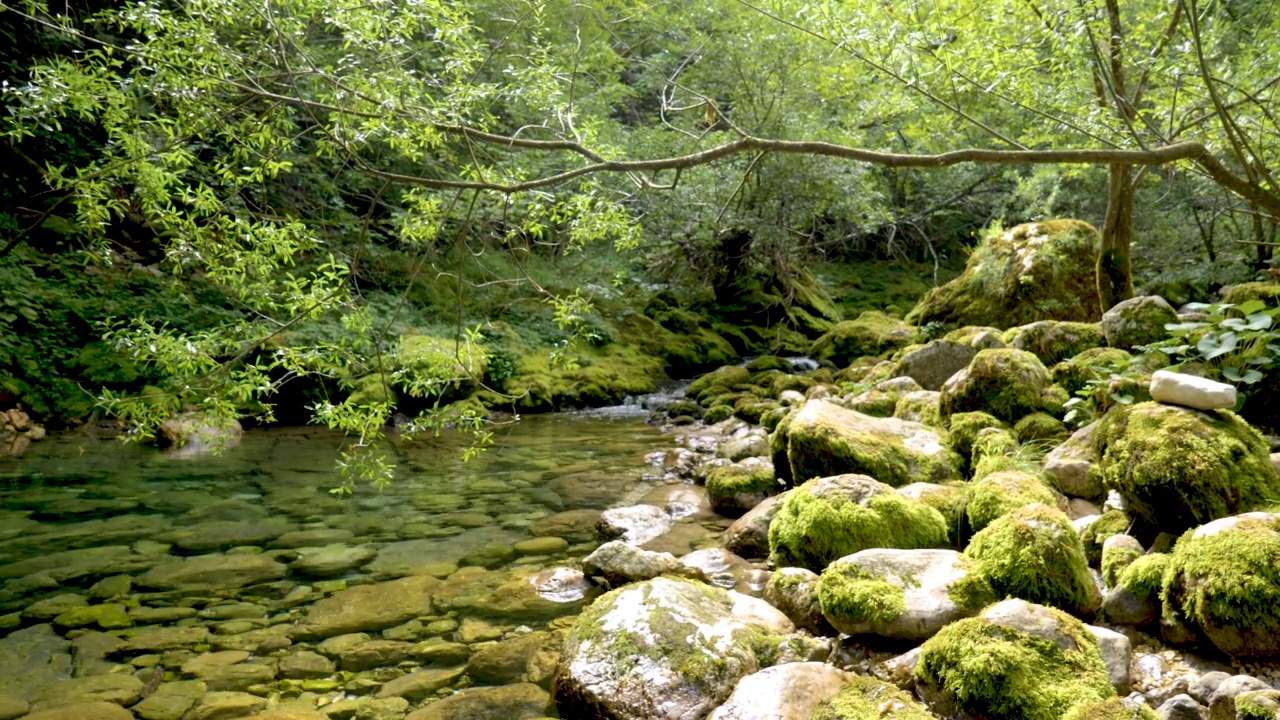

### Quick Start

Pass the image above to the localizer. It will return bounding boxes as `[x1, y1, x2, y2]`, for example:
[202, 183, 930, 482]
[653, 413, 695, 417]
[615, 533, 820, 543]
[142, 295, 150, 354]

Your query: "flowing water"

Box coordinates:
[0, 412, 711, 717]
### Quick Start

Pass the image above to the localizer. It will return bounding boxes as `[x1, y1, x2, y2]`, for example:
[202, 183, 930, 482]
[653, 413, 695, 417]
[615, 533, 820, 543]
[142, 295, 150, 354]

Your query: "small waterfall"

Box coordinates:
[785, 357, 820, 372]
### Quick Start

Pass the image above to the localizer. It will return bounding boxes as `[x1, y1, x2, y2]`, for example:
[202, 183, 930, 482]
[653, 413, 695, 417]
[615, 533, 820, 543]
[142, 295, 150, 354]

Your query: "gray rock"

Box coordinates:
[595, 504, 672, 546]
[1207, 675, 1273, 720]
[722, 493, 784, 560]
[1190, 671, 1233, 704]
[1102, 295, 1179, 350]
[680, 548, 752, 592]
[118, 626, 211, 653]
[895, 342, 977, 392]
[377, 666, 467, 702]
[404, 682, 549, 720]
[581, 541, 692, 587]
[552, 576, 793, 720]
[1085, 624, 1132, 693]
[19, 701, 136, 720]
[1101, 586, 1159, 627]
[819, 549, 989, 641]
[707, 662, 851, 720]
[184, 691, 266, 720]
[28, 673, 144, 711]
[277, 651, 334, 679]
[1155, 694, 1203, 720]
[269, 528, 356, 548]
[718, 433, 769, 462]
[465, 630, 560, 686]
[1044, 422, 1103, 499]
[763, 568, 832, 636]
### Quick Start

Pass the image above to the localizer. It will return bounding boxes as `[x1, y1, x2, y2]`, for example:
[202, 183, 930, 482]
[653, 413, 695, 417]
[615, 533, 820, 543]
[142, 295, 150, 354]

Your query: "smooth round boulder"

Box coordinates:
[1101, 295, 1178, 350]
[552, 576, 793, 720]
[893, 341, 976, 392]
[706, 662, 851, 720]
[939, 348, 1054, 423]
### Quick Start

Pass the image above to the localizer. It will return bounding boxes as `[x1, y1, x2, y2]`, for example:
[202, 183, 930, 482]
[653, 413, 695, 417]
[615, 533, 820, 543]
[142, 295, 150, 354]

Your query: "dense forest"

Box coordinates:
[2, 0, 1279, 482]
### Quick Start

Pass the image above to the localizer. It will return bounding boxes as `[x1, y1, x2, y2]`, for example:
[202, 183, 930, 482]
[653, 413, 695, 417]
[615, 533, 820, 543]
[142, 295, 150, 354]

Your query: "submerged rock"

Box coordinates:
[291, 575, 437, 640]
[134, 553, 287, 592]
[552, 576, 793, 719]
[405, 683, 550, 720]
[596, 505, 672, 546]
[722, 493, 785, 560]
[581, 541, 694, 587]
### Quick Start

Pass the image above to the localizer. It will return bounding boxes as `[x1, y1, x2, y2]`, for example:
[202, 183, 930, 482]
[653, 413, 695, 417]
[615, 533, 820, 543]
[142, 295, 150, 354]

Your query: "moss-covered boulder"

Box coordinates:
[1007, 321, 1106, 366]
[1044, 422, 1105, 499]
[706, 458, 779, 518]
[899, 482, 968, 546]
[965, 504, 1101, 618]
[907, 220, 1103, 328]
[946, 411, 1005, 470]
[1220, 281, 1280, 305]
[969, 427, 1022, 479]
[817, 548, 995, 641]
[1100, 534, 1143, 588]
[916, 598, 1115, 720]
[1050, 347, 1132, 395]
[1062, 697, 1158, 720]
[846, 388, 898, 417]
[763, 567, 833, 636]
[551, 576, 793, 719]
[1161, 512, 1280, 658]
[811, 675, 936, 720]
[810, 312, 918, 366]
[688, 366, 752, 405]
[1013, 412, 1068, 444]
[966, 470, 1061, 534]
[1094, 402, 1280, 533]
[1078, 510, 1132, 566]
[780, 399, 960, 487]
[1100, 295, 1178, 351]
[892, 390, 942, 427]
[939, 348, 1054, 423]
[1101, 552, 1167, 627]
[768, 474, 949, 572]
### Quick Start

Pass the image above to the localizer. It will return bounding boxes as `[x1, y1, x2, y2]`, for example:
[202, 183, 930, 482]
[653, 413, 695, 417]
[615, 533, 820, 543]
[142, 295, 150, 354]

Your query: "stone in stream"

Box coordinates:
[376, 666, 467, 703]
[1149, 369, 1237, 411]
[581, 541, 694, 587]
[184, 691, 266, 720]
[465, 630, 562, 686]
[268, 528, 355, 548]
[595, 504, 672, 545]
[27, 674, 144, 711]
[405, 683, 551, 720]
[0, 695, 27, 720]
[164, 519, 295, 554]
[134, 553, 288, 591]
[0, 624, 72, 701]
[277, 651, 334, 679]
[290, 574, 437, 640]
[526, 509, 602, 544]
[288, 544, 376, 576]
[18, 702, 136, 720]
[722, 493, 785, 560]
[707, 662, 851, 720]
[763, 568, 833, 636]
[115, 626, 211, 654]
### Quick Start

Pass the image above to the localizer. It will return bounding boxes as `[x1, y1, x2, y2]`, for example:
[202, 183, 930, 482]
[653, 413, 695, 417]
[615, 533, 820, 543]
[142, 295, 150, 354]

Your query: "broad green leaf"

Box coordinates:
[1197, 331, 1238, 360]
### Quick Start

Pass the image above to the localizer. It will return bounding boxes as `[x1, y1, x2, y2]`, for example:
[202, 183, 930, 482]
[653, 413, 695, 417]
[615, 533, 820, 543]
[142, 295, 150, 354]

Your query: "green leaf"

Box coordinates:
[1198, 331, 1238, 360]
[1223, 366, 1263, 384]
[1236, 299, 1267, 315]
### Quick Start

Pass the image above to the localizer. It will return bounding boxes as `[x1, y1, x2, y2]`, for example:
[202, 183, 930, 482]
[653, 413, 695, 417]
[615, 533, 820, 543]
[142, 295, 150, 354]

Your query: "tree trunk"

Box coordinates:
[1098, 163, 1135, 311]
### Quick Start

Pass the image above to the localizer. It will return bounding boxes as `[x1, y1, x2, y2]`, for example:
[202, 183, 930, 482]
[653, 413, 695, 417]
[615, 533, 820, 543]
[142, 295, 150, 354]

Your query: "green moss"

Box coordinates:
[769, 409, 797, 485]
[1014, 413, 1068, 444]
[768, 475, 950, 572]
[1062, 698, 1158, 720]
[918, 608, 1114, 720]
[744, 355, 793, 372]
[1161, 515, 1280, 652]
[810, 311, 919, 366]
[969, 428, 1022, 479]
[811, 675, 936, 720]
[1079, 510, 1132, 566]
[946, 559, 999, 610]
[1050, 348, 1132, 395]
[904, 483, 969, 547]
[687, 365, 751, 402]
[1234, 690, 1280, 720]
[734, 397, 779, 425]
[817, 563, 908, 627]
[848, 389, 898, 417]
[907, 220, 1103, 329]
[1008, 321, 1106, 366]
[947, 411, 1006, 463]
[966, 504, 1099, 616]
[1101, 542, 1142, 588]
[1095, 402, 1280, 532]
[345, 374, 399, 406]
[1220, 282, 1280, 305]
[784, 400, 961, 487]
[966, 470, 1059, 533]
[940, 348, 1052, 423]
[893, 391, 942, 427]
[1116, 553, 1168, 600]
[703, 405, 734, 425]
[706, 463, 778, 516]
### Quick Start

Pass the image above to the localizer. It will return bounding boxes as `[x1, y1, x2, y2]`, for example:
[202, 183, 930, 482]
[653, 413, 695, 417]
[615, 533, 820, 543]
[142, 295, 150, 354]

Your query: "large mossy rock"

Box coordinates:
[1094, 402, 1279, 533]
[939, 349, 1054, 423]
[810, 675, 936, 720]
[893, 341, 976, 392]
[551, 576, 793, 720]
[907, 220, 1103, 328]
[966, 470, 1061, 533]
[916, 599, 1116, 720]
[780, 399, 959, 487]
[965, 504, 1101, 618]
[810, 311, 918, 366]
[767, 474, 949, 572]
[1007, 321, 1105, 366]
[1100, 295, 1178, 350]
[1162, 513, 1280, 659]
[816, 548, 994, 641]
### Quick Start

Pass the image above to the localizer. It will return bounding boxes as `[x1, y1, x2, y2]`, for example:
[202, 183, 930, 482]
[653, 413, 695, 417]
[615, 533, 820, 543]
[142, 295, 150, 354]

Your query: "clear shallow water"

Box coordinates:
[0, 412, 693, 716]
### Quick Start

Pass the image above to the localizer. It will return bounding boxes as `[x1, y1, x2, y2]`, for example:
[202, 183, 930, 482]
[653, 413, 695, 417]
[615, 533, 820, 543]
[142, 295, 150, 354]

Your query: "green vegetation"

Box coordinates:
[917, 608, 1115, 720]
[811, 675, 936, 720]
[768, 475, 950, 572]
[816, 563, 908, 628]
[810, 311, 918, 366]
[965, 504, 1100, 617]
[1062, 698, 1159, 720]
[965, 470, 1059, 533]
[939, 349, 1053, 423]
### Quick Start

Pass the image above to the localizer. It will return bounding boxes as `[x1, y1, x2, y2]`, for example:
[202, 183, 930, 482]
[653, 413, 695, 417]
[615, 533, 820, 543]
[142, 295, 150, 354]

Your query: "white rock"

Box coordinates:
[1087, 624, 1133, 693]
[1149, 370, 1236, 411]
[708, 662, 851, 720]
